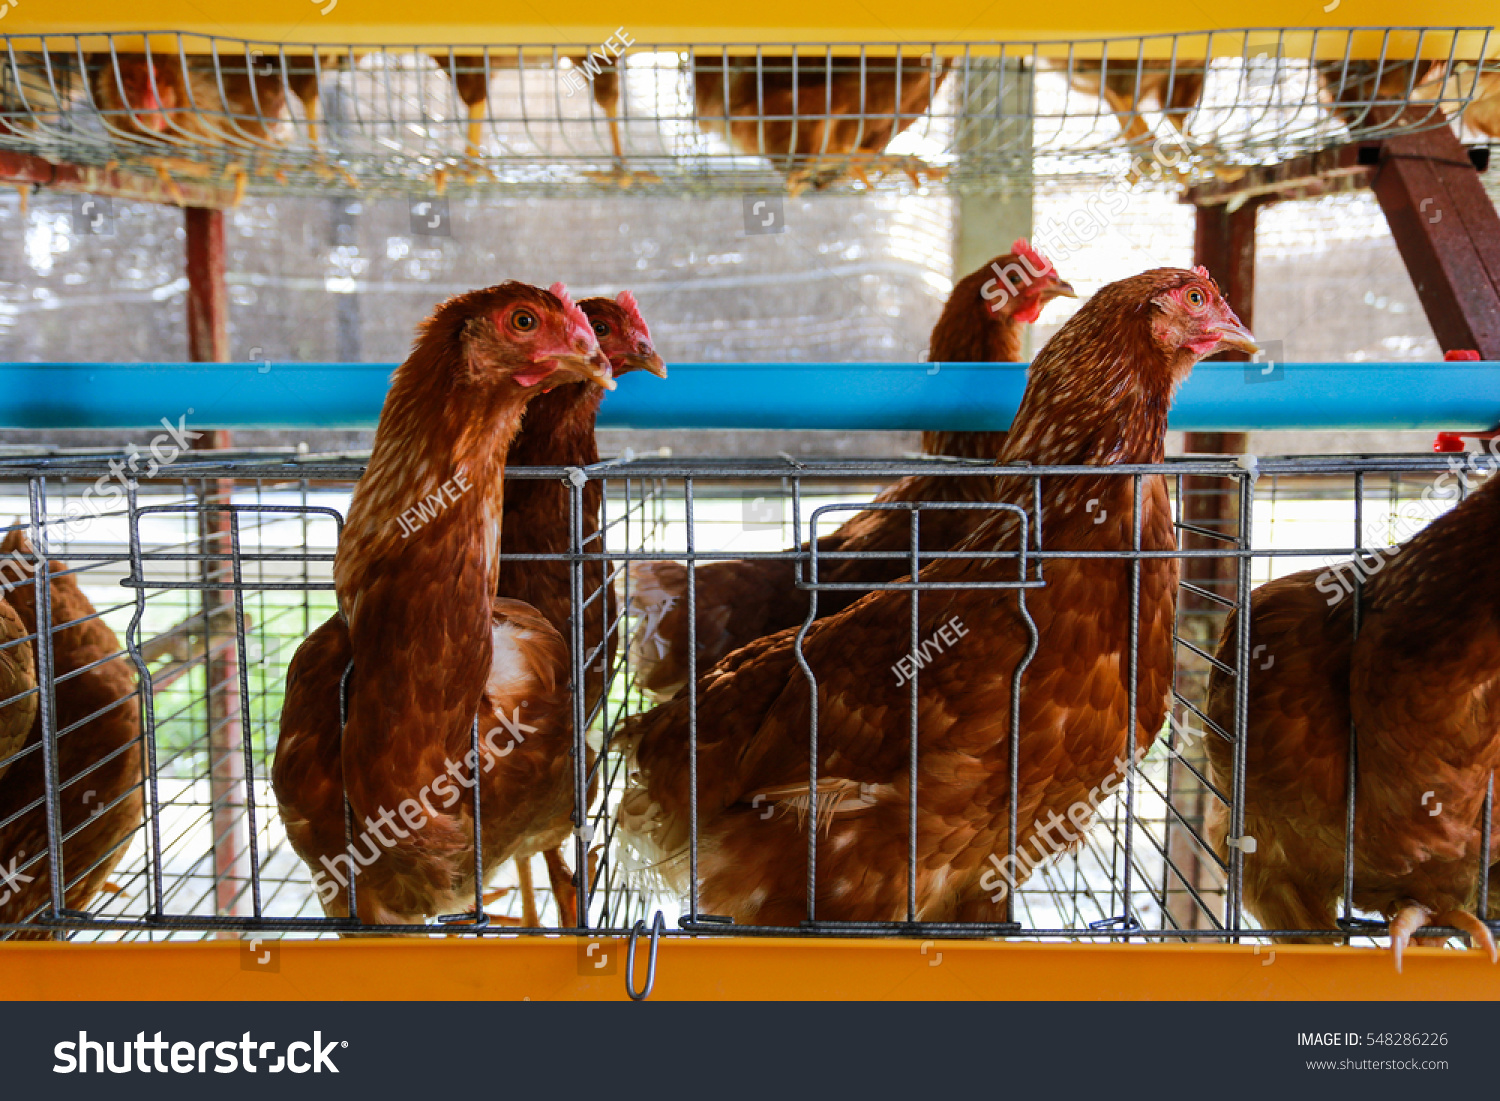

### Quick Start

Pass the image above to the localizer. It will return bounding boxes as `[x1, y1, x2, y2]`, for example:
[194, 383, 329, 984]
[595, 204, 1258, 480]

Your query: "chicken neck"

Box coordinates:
[334, 334, 531, 772]
[921, 294, 1027, 462]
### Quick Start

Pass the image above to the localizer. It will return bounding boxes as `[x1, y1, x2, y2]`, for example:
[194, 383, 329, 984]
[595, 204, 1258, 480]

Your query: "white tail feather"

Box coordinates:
[623, 560, 687, 697]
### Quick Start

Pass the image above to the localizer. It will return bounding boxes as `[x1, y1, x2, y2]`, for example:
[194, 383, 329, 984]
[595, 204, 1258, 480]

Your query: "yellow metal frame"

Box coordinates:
[0, 4, 1493, 53]
[2, 2, 1496, 1005]
[2, 940, 1498, 1000]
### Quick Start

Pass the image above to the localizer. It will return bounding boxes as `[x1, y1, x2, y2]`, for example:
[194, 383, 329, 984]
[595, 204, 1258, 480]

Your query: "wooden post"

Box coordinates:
[186, 208, 229, 363]
[185, 207, 249, 929]
[1167, 198, 1264, 931]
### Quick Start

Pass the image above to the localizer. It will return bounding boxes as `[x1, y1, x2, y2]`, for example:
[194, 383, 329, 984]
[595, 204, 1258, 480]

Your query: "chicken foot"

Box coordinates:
[516, 855, 540, 927]
[543, 847, 578, 927]
[578, 67, 661, 188]
[1389, 903, 1498, 973]
[849, 152, 947, 190]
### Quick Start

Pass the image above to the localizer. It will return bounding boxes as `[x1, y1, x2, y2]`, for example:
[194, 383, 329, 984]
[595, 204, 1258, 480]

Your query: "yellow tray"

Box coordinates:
[3, 939, 1497, 1001]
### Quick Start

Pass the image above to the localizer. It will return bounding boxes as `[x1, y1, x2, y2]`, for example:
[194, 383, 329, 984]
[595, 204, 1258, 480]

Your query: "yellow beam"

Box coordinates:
[0, 6, 1493, 53]
[2, 939, 1498, 1001]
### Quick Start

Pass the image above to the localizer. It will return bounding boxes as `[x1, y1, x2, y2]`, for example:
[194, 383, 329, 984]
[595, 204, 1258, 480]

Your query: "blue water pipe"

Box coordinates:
[0, 361, 1496, 432]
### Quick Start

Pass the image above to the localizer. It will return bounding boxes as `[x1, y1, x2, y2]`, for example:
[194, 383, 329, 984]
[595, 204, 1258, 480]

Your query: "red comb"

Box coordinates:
[615, 289, 651, 341]
[548, 281, 591, 336]
[1193, 265, 1213, 281]
[1012, 238, 1054, 276]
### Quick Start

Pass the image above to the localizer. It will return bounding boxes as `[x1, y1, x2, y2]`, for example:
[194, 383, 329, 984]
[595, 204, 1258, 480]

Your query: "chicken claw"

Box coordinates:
[865, 153, 947, 188]
[1390, 904, 1499, 973]
[583, 164, 662, 189]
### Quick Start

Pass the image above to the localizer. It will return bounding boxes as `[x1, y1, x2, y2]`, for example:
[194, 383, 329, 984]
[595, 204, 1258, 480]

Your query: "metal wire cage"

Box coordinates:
[1, 446, 1495, 950]
[0, 27, 1492, 198]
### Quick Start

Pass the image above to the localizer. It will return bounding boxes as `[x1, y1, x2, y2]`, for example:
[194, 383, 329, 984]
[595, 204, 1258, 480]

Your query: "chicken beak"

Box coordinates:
[1212, 318, 1260, 356]
[1041, 279, 1078, 301]
[619, 350, 668, 379]
[550, 352, 616, 391]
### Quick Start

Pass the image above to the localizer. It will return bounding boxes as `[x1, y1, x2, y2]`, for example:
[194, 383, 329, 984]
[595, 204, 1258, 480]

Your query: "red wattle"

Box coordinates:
[512, 367, 551, 388]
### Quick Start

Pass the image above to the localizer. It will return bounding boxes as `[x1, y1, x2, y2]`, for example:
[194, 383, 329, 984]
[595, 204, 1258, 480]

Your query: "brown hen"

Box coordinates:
[628, 243, 1073, 700]
[693, 53, 951, 193]
[436, 51, 645, 183]
[617, 268, 1255, 925]
[1057, 59, 1203, 155]
[1205, 467, 1500, 969]
[1316, 58, 1444, 129]
[273, 282, 614, 928]
[501, 292, 666, 716]
[90, 52, 292, 146]
[0, 530, 142, 940]
[1418, 63, 1500, 139]
[0, 593, 38, 789]
[496, 291, 664, 921]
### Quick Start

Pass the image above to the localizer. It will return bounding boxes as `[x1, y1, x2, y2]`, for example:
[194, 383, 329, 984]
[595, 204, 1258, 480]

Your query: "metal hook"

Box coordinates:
[625, 910, 666, 1001]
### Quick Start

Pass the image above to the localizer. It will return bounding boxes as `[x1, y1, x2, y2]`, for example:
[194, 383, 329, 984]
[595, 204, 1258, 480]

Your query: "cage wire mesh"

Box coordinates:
[0, 448, 1494, 947]
[0, 28, 1493, 199]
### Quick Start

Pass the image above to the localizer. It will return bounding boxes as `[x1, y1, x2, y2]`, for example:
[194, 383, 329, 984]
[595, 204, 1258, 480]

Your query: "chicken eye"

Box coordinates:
[1186, 288, 1206, 308]
[592, 320, 610, 338]
[512, 309, 537, 332]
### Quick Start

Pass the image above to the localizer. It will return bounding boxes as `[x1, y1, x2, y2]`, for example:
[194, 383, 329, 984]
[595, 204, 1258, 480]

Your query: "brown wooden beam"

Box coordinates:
[1184, 144, 1373, 209]
[1367, 125, 1500, 358]
[0, 150, 237, 210]
[184, 206, 248, 927]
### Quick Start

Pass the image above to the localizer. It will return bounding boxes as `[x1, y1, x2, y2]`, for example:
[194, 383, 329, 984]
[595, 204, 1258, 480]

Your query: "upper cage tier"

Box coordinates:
[0, 28, 1494, 200]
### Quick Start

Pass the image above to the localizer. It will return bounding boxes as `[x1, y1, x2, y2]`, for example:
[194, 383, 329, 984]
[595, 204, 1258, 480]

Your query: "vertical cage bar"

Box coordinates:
[226, 510, 264, 918]
[569, 471, 590, 930]
[684, 477, 699, 924]
[906, 506, 920, 924]
[1341, 471, 1365, 928]
[1226, 469, 1255, 930]
[25, 477, 65, 920]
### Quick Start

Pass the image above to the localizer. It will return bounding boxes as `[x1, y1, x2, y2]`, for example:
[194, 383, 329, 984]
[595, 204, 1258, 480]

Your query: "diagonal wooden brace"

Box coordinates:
[1368, 120, 1500, 358]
